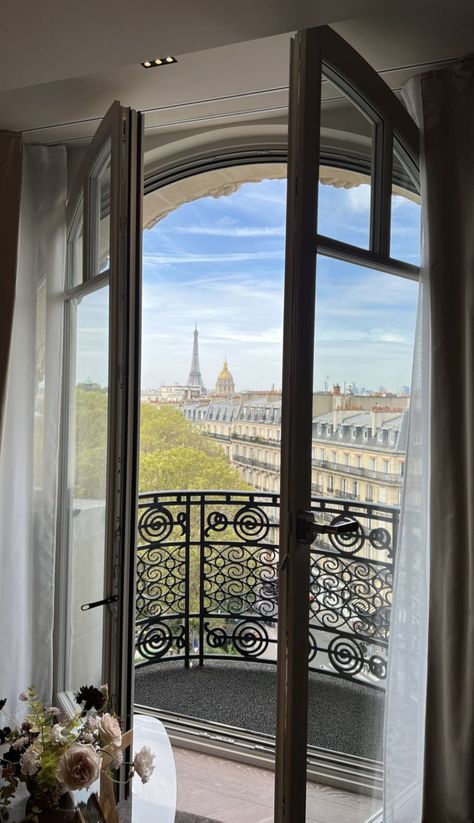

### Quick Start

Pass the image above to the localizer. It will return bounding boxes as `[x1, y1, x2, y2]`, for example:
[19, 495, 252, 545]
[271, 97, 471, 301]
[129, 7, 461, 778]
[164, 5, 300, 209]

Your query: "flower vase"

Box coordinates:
[24, 784, 76, 822]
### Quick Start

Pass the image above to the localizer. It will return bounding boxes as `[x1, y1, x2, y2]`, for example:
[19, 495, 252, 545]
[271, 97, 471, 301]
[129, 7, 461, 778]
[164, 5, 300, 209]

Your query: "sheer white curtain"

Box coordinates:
[385, 59, 474, 822]
[0, 146, 66, 719]
[383, 79, 431, 823]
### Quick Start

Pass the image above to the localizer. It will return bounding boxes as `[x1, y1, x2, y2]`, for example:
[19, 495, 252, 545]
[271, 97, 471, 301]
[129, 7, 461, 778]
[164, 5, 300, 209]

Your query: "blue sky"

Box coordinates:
[75, 175, 420, 392]
[140, 177, 420, 393]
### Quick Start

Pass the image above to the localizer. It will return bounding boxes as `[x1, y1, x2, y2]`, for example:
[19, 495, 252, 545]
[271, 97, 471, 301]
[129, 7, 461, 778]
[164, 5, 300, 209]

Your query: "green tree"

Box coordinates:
[75, 387, 108, 499]
[138, 405, 249, 493]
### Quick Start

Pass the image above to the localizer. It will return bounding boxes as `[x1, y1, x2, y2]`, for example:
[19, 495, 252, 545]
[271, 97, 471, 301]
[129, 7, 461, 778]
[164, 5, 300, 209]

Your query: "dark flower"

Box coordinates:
[75, 685, 106, 713]
[2, 747, 21, 778]
[0, 727, 11, 745]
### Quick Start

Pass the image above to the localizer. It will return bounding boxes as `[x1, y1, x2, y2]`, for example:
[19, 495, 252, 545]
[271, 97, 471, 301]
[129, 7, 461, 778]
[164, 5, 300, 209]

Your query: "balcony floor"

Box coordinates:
[135, 660, 384, 760]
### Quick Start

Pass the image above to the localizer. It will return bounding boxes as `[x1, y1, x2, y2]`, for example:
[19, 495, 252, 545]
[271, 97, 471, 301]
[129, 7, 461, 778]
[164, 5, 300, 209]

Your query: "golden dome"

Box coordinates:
[217, 359, 232, 381]
[215, 359, 235, 395]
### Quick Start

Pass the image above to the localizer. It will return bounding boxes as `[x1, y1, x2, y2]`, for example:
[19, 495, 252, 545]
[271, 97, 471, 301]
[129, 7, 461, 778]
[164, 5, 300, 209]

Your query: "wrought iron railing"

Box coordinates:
[135, 491, 398, 689]
[312, 457, 402, 484]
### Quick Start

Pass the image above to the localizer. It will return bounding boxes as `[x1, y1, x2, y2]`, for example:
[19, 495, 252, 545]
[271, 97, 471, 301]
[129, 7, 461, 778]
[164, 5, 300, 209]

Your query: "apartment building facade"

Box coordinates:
[182, 392, 409, 505]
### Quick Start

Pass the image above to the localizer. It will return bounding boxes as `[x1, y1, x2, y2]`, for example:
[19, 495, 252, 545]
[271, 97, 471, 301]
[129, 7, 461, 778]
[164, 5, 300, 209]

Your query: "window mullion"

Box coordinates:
[371, 119, 393, 257]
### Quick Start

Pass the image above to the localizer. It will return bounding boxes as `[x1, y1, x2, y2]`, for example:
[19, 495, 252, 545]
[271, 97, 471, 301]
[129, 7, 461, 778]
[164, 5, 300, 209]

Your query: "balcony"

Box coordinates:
[230, 433, 280, 447]
[134, 490, 398, 791]
[232, 454, 279, 473]
[312, 458, 402, 485]
[333, 487, 360, 501]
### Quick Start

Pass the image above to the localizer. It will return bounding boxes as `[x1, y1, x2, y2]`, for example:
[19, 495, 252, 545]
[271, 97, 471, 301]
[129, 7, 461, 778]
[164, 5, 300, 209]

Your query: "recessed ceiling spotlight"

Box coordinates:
[141, 56, 177, 69]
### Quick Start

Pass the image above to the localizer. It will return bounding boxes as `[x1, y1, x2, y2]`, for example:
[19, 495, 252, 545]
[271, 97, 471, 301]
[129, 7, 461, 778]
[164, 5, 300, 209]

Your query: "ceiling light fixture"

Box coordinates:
[141, 56, 177, 69]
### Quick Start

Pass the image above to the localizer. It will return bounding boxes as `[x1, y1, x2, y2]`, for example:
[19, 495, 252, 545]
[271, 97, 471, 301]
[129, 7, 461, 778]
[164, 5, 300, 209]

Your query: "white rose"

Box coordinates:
[56, 744, 101, 790]
[133, 746, 155, 784]
[97, 713, 122, 748]
[50, 725, 64, 745]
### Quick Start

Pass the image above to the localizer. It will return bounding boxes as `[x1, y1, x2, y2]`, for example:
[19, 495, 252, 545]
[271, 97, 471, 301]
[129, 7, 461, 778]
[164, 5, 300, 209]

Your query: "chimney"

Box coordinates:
[371, 409, 379, 437]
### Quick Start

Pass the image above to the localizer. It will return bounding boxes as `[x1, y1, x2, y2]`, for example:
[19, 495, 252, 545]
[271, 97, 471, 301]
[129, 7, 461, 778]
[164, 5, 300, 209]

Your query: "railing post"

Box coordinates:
[199, 492, 205, 667]
[184, 493, 191, 669]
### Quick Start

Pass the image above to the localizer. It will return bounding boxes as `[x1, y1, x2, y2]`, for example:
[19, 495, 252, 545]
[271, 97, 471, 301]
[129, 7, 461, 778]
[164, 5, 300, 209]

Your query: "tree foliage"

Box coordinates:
[74, 391, 250, 498]
[139, 406, 249, 493]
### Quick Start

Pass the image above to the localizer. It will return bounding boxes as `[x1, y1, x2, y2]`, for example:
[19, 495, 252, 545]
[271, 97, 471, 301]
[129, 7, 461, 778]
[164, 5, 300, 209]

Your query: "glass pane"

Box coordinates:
[306, 254, 418, 820]
[90, 144, 111, 275]
[64, 287, 109, 691]
[391, 143, 421, 265]
[319, 75, 373, 249]
[136, 162, 285, 820]
[67, 199, 84, 287]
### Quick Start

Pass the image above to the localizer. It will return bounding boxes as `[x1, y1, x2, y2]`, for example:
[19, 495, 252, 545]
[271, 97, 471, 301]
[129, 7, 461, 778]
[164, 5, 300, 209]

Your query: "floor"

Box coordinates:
[136, 660, 384, 760]
[173, 747, 381, 823]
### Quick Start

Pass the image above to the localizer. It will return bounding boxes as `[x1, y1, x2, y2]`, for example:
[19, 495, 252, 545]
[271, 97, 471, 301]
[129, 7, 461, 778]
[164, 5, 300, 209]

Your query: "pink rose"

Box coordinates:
[56, 744, 101, 790]
[97, 713, 122, 748]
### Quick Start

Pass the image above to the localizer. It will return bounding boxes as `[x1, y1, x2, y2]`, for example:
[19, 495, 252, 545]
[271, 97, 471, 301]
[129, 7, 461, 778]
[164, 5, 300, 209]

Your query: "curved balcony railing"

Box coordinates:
[135, 491, 398, 690]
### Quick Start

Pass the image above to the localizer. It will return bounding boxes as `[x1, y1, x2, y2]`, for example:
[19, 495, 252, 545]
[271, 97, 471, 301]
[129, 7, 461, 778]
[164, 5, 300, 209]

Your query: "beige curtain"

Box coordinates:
[0, 132, 23, 438]
[405, 59, 474, 823]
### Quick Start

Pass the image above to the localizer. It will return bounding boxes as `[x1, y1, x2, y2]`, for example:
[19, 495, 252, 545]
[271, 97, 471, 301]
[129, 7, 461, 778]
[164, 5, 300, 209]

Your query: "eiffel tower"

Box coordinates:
[186, 325, 206, 394]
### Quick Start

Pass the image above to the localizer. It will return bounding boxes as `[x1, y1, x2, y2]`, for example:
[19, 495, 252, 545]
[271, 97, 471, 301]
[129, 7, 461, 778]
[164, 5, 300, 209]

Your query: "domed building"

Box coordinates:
[214, 359, 235, 396]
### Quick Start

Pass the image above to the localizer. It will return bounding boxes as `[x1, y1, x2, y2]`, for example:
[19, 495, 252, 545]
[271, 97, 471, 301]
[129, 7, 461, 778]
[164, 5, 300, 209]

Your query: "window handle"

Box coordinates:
[296, 510, 357, 544]
[81, 595, 118, 611]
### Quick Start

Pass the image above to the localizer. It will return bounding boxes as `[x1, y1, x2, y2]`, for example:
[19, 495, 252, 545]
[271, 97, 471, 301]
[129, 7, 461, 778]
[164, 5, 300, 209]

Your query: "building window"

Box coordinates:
[366, 484, 373, 501]
[327, 475, 334, 492]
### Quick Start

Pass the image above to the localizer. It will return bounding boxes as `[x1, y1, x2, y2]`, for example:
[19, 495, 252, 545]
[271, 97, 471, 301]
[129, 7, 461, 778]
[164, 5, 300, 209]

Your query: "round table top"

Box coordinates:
[131, 713, 176, 823]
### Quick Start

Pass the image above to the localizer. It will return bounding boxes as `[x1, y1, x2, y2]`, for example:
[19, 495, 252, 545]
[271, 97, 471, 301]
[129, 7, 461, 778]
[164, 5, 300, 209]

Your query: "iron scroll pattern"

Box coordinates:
[308, 497, 398, 686]
[135, 493, 190, 667]
[135, 490, 398, 688]
[200, 493, 279, 665]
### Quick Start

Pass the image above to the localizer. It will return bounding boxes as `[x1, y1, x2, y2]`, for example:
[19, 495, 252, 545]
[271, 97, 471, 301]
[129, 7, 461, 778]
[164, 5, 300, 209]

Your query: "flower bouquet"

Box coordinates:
[0, 686, 155, 821]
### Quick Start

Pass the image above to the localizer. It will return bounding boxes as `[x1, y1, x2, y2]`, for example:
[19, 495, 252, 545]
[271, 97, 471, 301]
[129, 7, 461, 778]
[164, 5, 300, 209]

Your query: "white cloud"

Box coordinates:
[347, 184, 371, 212]
[143, 250, 283, 265]
[167, 225, 285, 238]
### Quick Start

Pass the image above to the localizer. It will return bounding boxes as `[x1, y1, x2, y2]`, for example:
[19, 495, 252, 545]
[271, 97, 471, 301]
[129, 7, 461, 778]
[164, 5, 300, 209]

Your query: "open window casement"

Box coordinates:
[56, 101, 143, 733]
[275, 26, 419, 823]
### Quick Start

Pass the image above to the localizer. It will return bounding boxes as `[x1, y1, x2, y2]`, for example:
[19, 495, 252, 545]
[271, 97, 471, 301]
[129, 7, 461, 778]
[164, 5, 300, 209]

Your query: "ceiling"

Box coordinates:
[1, 0, 473, 145]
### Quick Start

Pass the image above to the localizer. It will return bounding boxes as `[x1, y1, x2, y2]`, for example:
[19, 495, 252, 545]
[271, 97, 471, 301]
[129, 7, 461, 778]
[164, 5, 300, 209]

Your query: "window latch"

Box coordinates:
[81, 595, 118, 612]
[296, 510, 357, 544]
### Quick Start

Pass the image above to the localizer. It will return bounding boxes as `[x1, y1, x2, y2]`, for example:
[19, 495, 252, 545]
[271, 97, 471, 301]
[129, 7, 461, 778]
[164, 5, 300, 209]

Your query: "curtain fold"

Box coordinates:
[383, 145, 430, 822]
[0, 145, 66, 718]
[0, 132, 23, 438]
[413, 59, 474, 823]
[385, 59, 474, 823]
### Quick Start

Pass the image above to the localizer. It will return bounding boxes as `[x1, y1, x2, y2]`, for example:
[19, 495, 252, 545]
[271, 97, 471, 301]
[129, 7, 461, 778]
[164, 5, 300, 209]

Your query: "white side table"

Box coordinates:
[131, 714, 176, 823]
